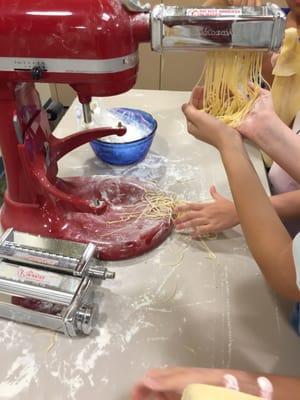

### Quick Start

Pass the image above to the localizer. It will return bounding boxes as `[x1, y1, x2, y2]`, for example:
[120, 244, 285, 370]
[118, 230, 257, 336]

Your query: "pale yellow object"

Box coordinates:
[201, 50, 263, 128]
[272, 27, 300, 127]
[182, 384, 261, 400]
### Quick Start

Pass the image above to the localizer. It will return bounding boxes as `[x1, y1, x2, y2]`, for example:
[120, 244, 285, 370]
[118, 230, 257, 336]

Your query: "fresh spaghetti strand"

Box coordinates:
[100, 190, 179, 238]
[201, 50, 263, 127]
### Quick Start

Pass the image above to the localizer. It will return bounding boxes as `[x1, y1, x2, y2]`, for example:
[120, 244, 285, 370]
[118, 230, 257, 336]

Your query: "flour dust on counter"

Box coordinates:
[0, 212, 256, 399]
[127, 153, 214, 202]
[0, 321, 39, 399]
[0, 235, 203, 399]
[0, 351, 38, 399]
[85, 151, 216, 204]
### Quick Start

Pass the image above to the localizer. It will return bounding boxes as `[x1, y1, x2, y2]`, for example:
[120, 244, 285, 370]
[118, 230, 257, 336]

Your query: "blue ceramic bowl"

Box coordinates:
[90, 108, 157, 166]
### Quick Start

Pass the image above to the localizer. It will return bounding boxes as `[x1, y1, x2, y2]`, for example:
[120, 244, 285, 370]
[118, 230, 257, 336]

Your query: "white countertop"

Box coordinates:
[0, 89, 299, 400]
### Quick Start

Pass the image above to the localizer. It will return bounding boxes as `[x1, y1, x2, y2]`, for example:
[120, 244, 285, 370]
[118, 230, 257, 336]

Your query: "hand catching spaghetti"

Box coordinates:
[182, 86, 242, 151]
[237, 87, 278, 144]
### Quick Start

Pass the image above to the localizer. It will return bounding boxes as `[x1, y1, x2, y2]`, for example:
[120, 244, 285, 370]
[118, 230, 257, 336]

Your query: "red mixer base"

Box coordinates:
[1, 176, 173, 261]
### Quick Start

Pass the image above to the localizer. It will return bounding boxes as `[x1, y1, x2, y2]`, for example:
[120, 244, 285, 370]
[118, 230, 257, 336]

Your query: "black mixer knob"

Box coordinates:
[31, 65, 44, 80]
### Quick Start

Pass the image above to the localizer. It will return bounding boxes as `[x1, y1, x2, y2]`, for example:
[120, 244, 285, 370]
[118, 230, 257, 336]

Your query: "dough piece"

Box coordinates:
[182, 384, 261, 400]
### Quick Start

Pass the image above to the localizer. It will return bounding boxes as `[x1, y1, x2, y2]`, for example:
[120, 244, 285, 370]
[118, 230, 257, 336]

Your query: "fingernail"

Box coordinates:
[223, 374, 240, 391]
[143, 377, 160, 389]
[257, 377, 273, 400]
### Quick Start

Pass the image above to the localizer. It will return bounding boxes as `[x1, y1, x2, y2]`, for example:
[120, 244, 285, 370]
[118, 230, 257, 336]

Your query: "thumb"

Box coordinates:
[182, 103, 209, 129]
[190, 86, 204, 109]
[210, 185, 223, 201]
[182, 102, 198, 121]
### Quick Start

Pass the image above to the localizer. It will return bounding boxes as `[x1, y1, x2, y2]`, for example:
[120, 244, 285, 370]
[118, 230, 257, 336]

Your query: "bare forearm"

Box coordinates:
[271, 190, 300, 220]
[225, 190, 300, 229]
[219, 137, 299, 300]
[255, 116, 300, 183]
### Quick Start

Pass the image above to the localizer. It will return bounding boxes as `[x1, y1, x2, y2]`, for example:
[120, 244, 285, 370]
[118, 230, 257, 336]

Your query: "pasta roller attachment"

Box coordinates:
[151, 3, 286, 52]
[0, 228, 115, 336]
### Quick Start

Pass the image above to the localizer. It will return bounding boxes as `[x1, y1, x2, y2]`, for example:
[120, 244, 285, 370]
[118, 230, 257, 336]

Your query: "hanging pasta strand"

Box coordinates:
[201, 50, 263, 127]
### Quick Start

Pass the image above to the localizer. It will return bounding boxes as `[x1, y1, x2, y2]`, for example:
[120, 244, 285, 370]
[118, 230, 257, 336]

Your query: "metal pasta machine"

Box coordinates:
[151, 2, 285, 51]
[0, 228, 115, 336]
[0, 1, 286, 261]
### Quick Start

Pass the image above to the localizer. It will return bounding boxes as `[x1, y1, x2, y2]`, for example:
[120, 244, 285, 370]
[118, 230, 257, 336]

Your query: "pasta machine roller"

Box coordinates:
[0, 228, 115, 336]
[151, 3, 286, 52]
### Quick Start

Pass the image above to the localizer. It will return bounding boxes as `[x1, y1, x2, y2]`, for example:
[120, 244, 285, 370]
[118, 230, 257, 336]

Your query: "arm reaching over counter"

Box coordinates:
[175, 186, 300, 239]
[181, 86, 300, 301]
[131, 367, 300, 400]
[238, 88, 300, 182]
[175, 88, 300, 238]
[131, 85, 300, 400]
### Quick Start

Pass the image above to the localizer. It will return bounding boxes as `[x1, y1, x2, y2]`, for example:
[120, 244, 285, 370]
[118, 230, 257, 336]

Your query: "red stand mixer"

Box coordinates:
[0, 0, 285, 260]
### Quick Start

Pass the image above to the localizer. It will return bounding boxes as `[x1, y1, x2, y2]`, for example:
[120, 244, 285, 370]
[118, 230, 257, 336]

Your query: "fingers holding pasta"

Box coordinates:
[181, 103, 241, 150]
[237, 87, 277, 143]
[190, 85, 204, 109]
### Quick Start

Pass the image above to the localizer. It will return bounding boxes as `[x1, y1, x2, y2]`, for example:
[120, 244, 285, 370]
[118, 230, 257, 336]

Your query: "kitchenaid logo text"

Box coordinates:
[17, 267, 45, 283]
[199, 26, 232, 37]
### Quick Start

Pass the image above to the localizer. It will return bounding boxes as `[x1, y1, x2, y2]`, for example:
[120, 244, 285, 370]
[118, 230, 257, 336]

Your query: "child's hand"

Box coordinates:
[131, 367, 225, 400]
[132, 367, 300, 400]
[174, 186, 239, 236]
[237, 88, 278, 144]
[181, 100, 241, 151]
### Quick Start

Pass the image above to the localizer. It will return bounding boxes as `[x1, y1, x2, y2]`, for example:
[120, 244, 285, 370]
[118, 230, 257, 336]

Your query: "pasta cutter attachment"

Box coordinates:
[151, 3, 286, 52]
[0, 228, 115, 336]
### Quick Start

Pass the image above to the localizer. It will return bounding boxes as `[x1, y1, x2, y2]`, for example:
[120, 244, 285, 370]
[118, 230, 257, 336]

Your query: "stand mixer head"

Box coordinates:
[0, 0, 286, 260]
